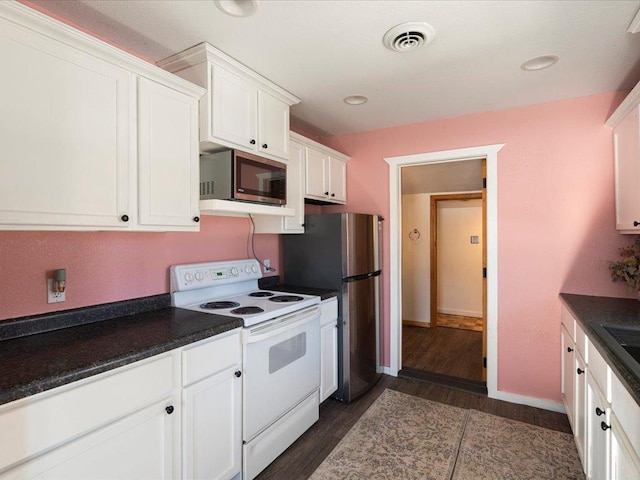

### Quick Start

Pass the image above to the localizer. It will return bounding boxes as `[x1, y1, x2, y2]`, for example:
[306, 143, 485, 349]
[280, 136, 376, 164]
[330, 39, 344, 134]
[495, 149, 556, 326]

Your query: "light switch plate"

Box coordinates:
[263, 259, 271, 272]
[47, 279, 66, 303]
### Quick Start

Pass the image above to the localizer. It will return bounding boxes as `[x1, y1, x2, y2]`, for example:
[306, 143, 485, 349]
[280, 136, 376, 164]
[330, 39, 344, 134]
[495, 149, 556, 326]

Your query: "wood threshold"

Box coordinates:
[398, 367, 488, 396]
[402, 320, 430, 328]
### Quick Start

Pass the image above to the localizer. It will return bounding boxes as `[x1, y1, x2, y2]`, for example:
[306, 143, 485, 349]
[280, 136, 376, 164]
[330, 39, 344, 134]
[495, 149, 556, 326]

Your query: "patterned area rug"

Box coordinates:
[310, 389, 584, 480]
[309, 389, 468, 480]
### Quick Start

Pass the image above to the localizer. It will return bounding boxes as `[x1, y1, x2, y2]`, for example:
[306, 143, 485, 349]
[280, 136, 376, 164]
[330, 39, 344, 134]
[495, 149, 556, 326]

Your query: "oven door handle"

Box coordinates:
[245, 308, 319, 344]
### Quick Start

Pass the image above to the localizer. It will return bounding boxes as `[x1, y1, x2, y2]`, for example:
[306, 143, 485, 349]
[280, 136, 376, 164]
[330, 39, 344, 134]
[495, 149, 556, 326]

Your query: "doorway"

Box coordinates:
[385, 143, 503, 398]
[399, 160, 486, 392]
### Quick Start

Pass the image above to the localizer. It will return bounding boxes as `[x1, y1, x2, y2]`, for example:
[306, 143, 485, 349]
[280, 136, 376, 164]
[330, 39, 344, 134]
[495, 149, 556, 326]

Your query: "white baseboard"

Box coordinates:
[491, 390, 566, 413]
[438, 308, 482, 318]
[379, 366, 393, 375]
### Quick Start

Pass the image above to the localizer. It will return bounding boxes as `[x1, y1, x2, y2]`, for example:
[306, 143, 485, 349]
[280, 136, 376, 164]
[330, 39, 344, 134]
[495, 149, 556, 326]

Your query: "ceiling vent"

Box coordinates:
[383, 22, 435, 53]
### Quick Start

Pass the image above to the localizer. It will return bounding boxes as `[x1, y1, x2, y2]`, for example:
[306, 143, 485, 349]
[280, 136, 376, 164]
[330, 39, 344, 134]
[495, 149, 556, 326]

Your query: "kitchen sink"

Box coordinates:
[600, 324, 640, 379]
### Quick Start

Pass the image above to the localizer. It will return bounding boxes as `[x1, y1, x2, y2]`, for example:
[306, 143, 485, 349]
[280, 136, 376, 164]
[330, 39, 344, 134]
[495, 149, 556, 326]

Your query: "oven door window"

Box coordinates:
[235, 156, 285, 202]
[269, 332, 306, 374]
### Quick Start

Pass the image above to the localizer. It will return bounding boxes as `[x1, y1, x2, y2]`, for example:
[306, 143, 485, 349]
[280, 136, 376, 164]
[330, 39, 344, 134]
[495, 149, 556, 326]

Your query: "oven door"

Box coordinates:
[234, 150, 286, 205]
[243, 306, 320, 441]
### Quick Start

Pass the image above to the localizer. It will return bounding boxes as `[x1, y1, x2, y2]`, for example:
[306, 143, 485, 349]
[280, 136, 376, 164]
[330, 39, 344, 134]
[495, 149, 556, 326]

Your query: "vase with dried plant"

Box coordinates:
[609, 237, 640, 299]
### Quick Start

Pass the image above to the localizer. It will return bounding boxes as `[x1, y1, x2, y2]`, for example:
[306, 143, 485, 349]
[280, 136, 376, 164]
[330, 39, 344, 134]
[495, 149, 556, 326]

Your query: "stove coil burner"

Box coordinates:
[249, 291, 275, 297]
[200, 301, 240, 310]
[231, 306, 265, 315]
[269, 295, 304, 303]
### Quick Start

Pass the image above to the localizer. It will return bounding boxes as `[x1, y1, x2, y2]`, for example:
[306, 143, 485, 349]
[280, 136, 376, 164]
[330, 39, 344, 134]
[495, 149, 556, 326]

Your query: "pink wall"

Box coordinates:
[0, 216, 279, 320]
[322, 92, 636, 402]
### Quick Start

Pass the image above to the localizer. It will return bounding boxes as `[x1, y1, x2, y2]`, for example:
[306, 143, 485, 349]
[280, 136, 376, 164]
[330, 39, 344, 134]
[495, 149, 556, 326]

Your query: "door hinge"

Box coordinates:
[483, 267, 487, 278]
[483, 357, 487, 368]
[483, 177, 487, 189]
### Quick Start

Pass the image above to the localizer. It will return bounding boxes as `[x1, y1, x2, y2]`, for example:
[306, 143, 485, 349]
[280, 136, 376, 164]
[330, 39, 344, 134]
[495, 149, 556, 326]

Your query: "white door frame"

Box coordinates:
[385, 144, 503, 399]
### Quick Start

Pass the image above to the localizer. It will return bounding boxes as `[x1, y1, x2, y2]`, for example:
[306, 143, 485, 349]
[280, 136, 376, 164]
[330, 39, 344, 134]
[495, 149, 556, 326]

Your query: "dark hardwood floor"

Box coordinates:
[402, 324, 483, 382]
[255, 375, 572, 480]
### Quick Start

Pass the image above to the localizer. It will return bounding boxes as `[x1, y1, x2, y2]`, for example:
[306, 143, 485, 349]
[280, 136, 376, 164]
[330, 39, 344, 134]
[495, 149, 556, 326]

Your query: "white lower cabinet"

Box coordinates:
[561, 325, 576, 427]
[0, 329, 242, 480]
[586, 371, 610, 480]
[320, 298, 339, 402]
[182, 331, 242, 480]
[561, 305, 640, 480]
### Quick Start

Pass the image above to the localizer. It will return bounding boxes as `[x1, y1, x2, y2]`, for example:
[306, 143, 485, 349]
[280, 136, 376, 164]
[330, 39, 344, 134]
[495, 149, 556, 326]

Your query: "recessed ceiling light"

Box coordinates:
[521, 55, 559, 71]
[214, 0, 257, 17]
[383, 22, 436, 53]
[343, 95, 368, 105]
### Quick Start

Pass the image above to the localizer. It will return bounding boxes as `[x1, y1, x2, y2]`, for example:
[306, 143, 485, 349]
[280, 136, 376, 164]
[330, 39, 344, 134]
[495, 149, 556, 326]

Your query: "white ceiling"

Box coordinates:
[25, 0, 640, 137]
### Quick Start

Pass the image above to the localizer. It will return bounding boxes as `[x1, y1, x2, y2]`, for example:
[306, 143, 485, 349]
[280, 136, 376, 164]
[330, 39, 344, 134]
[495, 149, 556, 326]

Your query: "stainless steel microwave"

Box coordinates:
[200, 150, 286, 206]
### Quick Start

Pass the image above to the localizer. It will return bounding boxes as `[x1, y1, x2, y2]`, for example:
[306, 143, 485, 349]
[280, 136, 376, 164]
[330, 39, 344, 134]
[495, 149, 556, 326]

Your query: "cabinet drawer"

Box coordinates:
[182, 330, 241, 387]
[561, 307, 576, 341]
[611, 374, 640, 460]
[588, 339, 611, 401]
[0, 354, 173, 471]
[320, 298, 338, 327]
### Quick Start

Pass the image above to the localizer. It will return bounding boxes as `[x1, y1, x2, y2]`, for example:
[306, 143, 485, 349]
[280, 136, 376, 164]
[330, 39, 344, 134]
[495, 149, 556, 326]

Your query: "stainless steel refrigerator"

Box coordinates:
[283, 213, 382, 403]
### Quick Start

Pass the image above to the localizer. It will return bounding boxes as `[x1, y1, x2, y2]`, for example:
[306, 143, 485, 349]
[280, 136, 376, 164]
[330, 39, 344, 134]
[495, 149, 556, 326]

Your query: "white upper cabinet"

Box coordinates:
[137, 78, 200, 230]
[158, 43, 300, 164]
[296, 133, 349, 205]
[606, 82, 640, 233]
[0, 2, 205, 231]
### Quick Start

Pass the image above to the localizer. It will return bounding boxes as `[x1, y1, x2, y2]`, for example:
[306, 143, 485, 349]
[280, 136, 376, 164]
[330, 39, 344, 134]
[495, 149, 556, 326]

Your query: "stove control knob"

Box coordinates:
[230, 267, 239, 276]
[245, 266, 252, 274]
[184, 273, 193, 283]
[194, 271, 204, 281]
[252, 265, 259, 273]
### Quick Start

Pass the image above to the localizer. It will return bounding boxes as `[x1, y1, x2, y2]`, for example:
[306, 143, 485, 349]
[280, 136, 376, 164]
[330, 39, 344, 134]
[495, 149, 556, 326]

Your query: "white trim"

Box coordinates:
[493, 391, 566, 414]
[384, 144, 503, 399]
[379, 366, 393, 375]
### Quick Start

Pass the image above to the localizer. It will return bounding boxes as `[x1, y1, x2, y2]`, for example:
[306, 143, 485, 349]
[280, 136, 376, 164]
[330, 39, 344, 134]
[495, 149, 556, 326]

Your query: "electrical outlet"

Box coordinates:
[263, 259, 271, 273]
[47, 279, 66, 303]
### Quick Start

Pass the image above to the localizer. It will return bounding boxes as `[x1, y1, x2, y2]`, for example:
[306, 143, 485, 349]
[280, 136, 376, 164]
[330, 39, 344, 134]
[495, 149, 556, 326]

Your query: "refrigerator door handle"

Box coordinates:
[343, 270, 382, 283]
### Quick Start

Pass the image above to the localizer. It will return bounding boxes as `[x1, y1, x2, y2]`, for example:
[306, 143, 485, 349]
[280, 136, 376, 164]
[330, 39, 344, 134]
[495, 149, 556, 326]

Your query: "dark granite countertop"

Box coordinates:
[559, 293, 640, 406]
[0, 295, 241, 406]
[259, 276, 338, 301]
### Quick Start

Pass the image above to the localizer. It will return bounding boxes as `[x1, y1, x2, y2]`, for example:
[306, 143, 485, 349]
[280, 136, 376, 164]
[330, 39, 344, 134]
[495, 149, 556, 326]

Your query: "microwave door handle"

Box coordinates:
[245, 310, 318, 344]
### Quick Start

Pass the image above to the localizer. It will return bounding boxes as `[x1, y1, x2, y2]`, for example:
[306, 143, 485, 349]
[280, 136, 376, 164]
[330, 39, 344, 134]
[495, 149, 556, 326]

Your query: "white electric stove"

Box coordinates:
[170, 259, 319, 326]
[170, 259, 321, 480]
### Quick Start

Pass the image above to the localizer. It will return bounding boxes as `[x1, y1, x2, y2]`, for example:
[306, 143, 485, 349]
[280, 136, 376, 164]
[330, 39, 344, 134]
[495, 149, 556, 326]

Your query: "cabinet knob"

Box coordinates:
[576, 368, 584, 375]
[120, 214, 129, 222]
[193, 216, 200, 223]
[595, 407, 605, 416]
[250, 139, 256, 145]
[331, 193, 335, 197]
[567, 347, 574, 352]
[324, 191, 329, 195]
[634, 221, 640, 227]
[165, 405, 174, 415]
[262, 143, 268, 149]
[234, 370, 242, 378]
[601, 421, 611, 431]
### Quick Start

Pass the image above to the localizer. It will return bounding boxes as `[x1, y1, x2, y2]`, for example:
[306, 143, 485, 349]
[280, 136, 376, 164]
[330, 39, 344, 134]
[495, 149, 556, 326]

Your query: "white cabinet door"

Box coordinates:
[328, 157, 347, 203]
[2, 399, 177, 480]
[613, 106, 640, 233]
[575, 352, 587, 469]
[586, 372, 610, 480]
[0, 19, 131, 229]
[210, 65, 257, 151]
[258, 91, 289, 161]
[138, 78, 200, 230]
[305, 148, 328, 200]
[183, 365, 242, 480]
[561, 326, 576, 427]
[611, 412, 640, 480]
[320, 321, 338, 402]
[283, 140, 305, 232]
